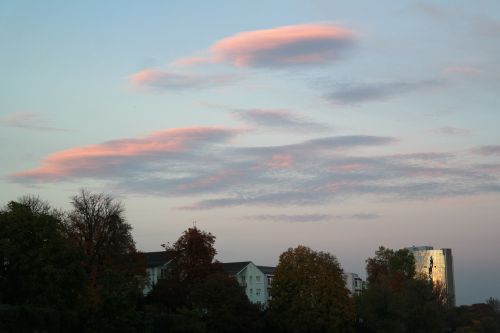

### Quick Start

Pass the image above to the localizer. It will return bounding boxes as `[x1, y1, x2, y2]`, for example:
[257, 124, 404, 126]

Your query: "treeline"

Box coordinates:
[1, 191, 499, 333]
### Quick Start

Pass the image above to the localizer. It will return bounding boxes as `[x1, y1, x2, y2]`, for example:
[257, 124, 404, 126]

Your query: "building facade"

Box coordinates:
[406, 245, 456, 306]
[142, 252, 275, 306]
[343, 272, 365, 296]
[143, 251, 172, 295]
[222, 262, 275, 306]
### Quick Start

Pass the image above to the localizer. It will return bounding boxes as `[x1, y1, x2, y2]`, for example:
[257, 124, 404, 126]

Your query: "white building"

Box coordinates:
[222, 262, 275, 306]
[142, 252, 275, 306]
[343, 272, 365, 295]
[143, 251, 173, 295]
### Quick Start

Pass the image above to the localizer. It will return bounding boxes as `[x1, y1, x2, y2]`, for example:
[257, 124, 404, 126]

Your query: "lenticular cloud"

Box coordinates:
[176, 23, 357, 68]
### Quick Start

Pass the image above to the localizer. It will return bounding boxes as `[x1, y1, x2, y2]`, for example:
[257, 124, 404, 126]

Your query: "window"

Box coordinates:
[256, 276, 261, 283]
[249, 288, 253, 295]
[249, 276, 253, 283]
[256, 288, 261, 296]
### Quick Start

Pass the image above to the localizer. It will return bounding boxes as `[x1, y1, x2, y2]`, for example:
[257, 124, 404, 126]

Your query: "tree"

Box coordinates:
[146, 227, 263, 333]
[446, 298, 500, 332]
[189, 272, 263, 333]
[0, 200, 85, 310]
[66, 189, 145, 305]
[269, 245, 354, 333]
[147, 227, 220, 311]
[356, 246, 447, 333]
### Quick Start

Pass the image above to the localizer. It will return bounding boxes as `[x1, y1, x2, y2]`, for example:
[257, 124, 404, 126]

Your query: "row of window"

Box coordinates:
[241, 275, 264, 283]
[248, 288, 262, 296]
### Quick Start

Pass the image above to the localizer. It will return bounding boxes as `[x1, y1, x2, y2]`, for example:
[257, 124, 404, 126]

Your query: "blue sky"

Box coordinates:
[1, 0, 500, 305]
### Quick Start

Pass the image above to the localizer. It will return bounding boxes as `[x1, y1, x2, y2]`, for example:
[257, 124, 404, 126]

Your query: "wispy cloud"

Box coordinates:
[245, 214, 332, 223]
[444, 66, 482, 76]
[0, 112, 66, 132]
[244, 213, 380, 222]
[130, 69, 237, 91]
[10, 126, 500, 210]
[415, 2, 500, 38]
[324, 80, 442, 105]
[429, 126, 471, 136]
[351, 213, 380, 220]
[175, 23, 357, 68]
[232, 108, 330, 132]
[472, 145, 500, 156]
[10, 127, 240, 181]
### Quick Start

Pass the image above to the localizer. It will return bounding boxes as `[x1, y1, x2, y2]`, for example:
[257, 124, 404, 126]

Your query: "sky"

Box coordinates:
[1, 0, 500, 305]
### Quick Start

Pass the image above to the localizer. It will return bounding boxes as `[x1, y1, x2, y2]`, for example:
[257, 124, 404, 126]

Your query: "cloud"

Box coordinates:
[429, 126, 471, 136]
[237, 135, 397, 156]
[245, 214, 332, 223]
[130, 69, 237, 91]
[232, 108, 330, 131]
[10, 127, 240, 181]
[175, 23, 357, 68]
[472, 145, 500, 156]
[244, 213, 380, 222]
[415, 2, 500, 38]
[0, 112, 66, 132]
[180, 150, 497, 209]
[414, 2, 447, 19]
[11, 127, 500, 210]
[444, 66, 482, 76]
[351, 213, 380, 220]
[324, 80, 442, 105]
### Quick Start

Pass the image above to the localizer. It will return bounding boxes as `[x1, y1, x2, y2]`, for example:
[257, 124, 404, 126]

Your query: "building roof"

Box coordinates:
[257, 266, 275, 275]
[222, 261, 252, 275]
[143, 251, 172, 268]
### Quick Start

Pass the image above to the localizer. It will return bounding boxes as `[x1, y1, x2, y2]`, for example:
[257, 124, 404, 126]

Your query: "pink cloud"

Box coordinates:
[444, 66, 482, 76]
[267, 154, 294, 170]
[429, 126, 471, 136]
[331, 163, 365, 172]
[11, 127, 238, 182]
[130, 69, 236, 90]
[175, 23, 356, 68]
[176, 170, 241, 192]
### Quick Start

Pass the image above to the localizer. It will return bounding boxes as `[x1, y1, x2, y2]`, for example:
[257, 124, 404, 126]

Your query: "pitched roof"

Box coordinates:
[142, 251, 172, 268]
[257, 266, 276, 275]
[222, 261, 252, 275]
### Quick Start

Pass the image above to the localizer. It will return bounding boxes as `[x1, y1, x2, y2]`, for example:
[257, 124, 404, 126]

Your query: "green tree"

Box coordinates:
[269, 245, 354, 333]
[0, 200, 85, 309]
[146, 227, 263, 333]
[147, 227, 220, 311]
[356, 246, 447, 333]
[446, 298, 500, 332]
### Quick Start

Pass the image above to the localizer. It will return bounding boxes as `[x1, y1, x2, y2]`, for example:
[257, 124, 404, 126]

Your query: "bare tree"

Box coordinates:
[67, 189, 138, 298]
[18, 194, 52, 215]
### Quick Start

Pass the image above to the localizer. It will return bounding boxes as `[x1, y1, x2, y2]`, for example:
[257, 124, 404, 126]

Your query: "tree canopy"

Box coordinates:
[66, 189, 145, 307]
[269, 245, 354, 333]
[0, 200, 85, 310]
[356, 246, 447, 333]
[146, 227, 262, 333]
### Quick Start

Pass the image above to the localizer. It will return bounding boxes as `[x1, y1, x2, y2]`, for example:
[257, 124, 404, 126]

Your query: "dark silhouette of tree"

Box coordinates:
[66, 189, 145, 306]
[65, 190, 146, 333]
[446, 298, 500, 332]
[147, 227, 220, 311]
[356, 246, 447, 333]
[0, 200, 85, 309]
[189, 271, 263, 333]
[147, 227, 263, 333]
[269, 245, 354, 333]
[17, 194, 52, 215]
